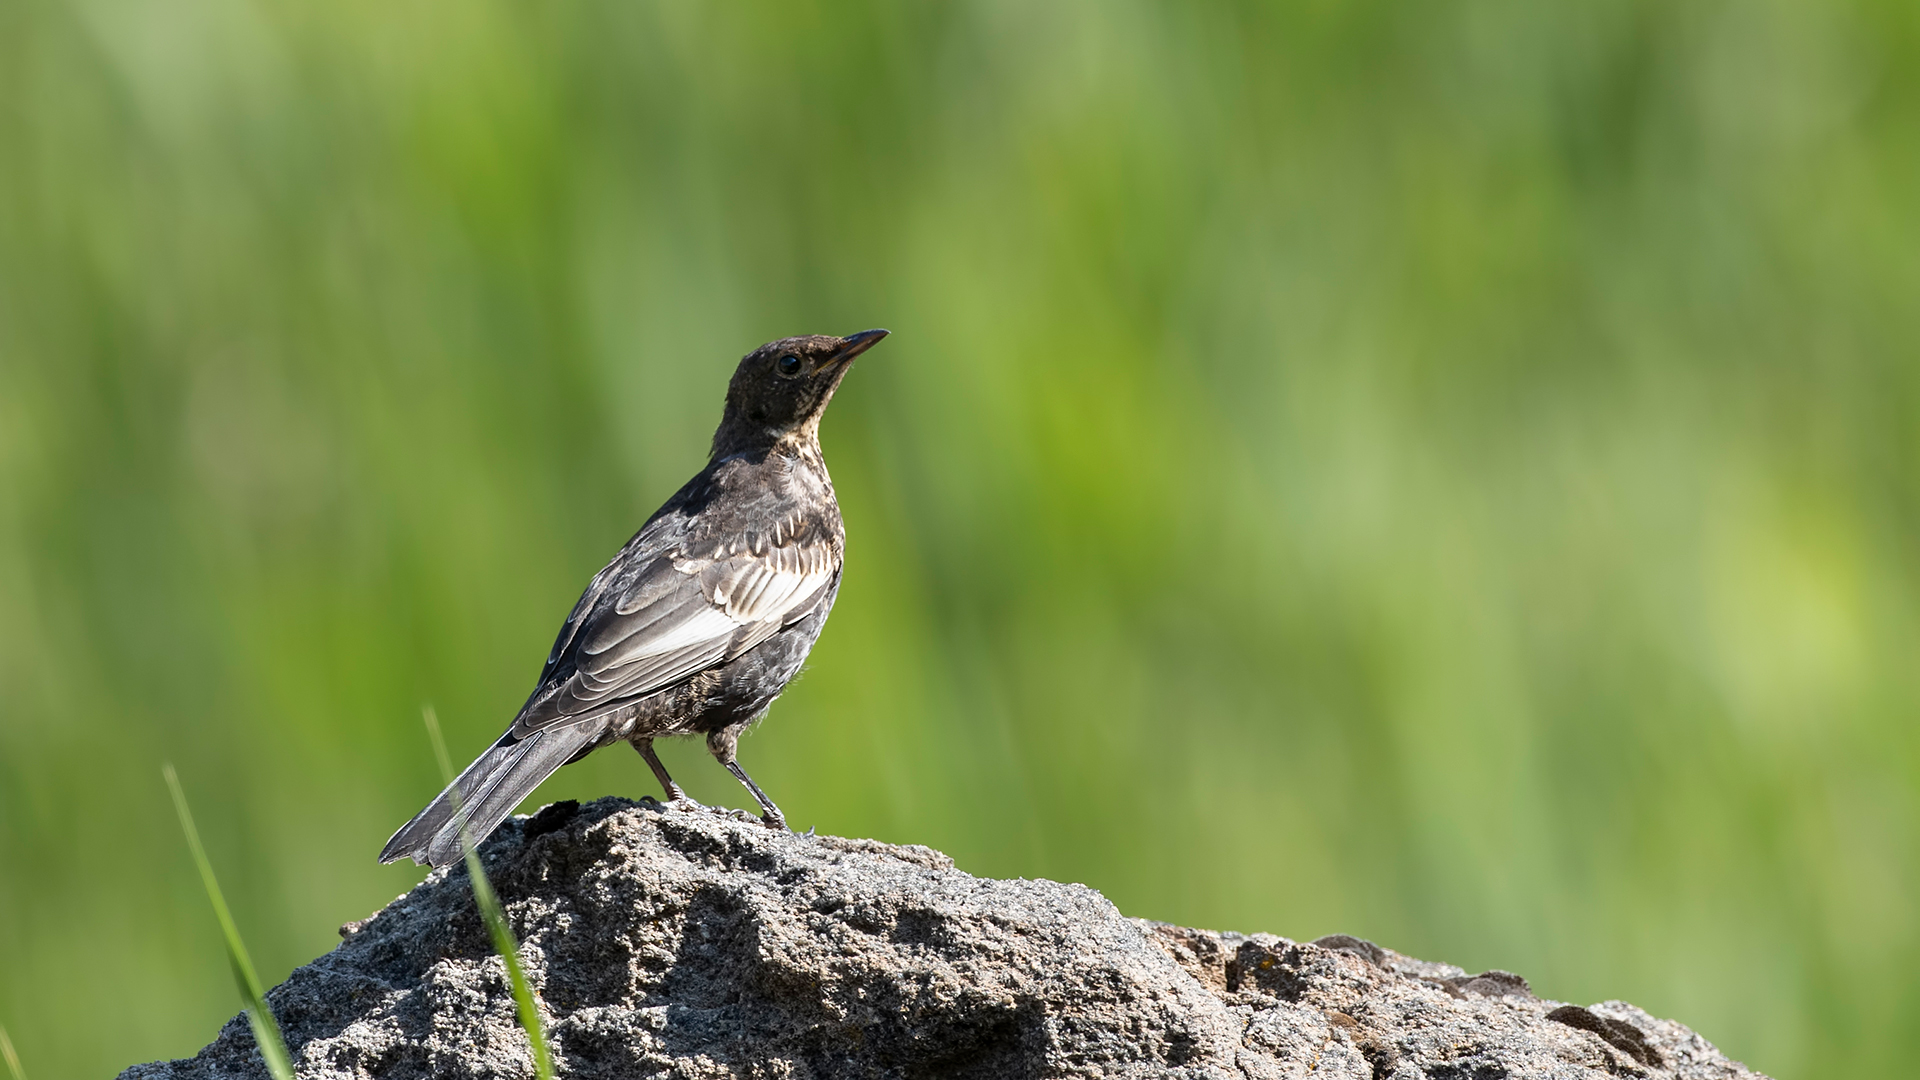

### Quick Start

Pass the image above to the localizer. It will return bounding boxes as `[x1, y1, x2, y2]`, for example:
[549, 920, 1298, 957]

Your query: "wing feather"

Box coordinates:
[514, 535, 837, 733]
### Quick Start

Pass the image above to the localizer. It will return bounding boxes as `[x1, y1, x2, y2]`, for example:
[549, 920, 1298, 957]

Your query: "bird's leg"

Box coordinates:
[632, 738, 704, 811]
[707, 730, 788, 831]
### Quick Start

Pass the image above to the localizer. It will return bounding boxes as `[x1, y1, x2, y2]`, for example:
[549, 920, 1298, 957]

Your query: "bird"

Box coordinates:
[380, 329, 888, 868]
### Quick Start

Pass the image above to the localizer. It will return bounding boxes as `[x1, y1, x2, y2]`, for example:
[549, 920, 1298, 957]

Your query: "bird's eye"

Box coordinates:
[776, 354, 803, 376]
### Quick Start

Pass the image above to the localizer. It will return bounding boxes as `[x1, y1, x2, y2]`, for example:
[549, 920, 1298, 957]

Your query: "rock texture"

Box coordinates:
[124, 798, 1767, 1080]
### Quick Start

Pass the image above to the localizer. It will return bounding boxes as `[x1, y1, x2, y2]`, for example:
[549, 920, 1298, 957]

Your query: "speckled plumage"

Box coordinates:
[380, 330, 887, 868]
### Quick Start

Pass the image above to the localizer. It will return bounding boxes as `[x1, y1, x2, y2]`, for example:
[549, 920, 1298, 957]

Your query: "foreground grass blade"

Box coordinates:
[0, 1023, 25, 1080]
[161, 764, 296, 1080]
[422, 707, 555, 1080]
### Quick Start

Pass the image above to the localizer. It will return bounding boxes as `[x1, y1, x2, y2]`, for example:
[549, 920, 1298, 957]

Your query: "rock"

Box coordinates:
[121, 798, 1768, 1080]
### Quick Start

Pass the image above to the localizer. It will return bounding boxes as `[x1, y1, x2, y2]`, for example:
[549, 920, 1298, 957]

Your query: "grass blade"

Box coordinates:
[422, 707, 555, 1080]
[161, 764, 296, 1080]
[0, 1024, 25, 1080]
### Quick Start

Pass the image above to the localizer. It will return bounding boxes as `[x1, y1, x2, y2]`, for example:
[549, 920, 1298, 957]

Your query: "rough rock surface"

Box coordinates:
[123, 798, 1767, 1080]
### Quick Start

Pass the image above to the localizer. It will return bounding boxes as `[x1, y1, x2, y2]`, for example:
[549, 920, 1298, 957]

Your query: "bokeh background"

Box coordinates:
[2, 0, 1917, 1075]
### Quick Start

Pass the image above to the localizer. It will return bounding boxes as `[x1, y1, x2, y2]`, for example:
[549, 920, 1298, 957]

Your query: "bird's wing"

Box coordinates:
[512, 534, 837, 733]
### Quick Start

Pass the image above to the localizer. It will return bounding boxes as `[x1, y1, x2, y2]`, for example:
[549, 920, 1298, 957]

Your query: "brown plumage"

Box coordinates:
[380, 329, 887, 868]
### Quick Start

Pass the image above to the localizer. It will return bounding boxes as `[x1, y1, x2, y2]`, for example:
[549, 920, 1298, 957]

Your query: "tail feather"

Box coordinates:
[380, 724, 603, 868]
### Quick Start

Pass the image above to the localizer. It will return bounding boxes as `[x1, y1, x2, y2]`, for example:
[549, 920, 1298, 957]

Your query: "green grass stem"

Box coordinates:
[161, 764, 296, 1080]
[0, 1023, 26, 1080]
[421, 707, 555, 1080]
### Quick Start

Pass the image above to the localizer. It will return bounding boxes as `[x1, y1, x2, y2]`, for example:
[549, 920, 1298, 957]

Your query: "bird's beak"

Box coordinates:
[831, 328, 889, 366]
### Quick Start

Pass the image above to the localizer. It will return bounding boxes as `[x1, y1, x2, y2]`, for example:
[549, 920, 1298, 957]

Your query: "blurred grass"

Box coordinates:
[162, 764, 295, 1080]
[0, 0, 1916, 1076]
[0, 1025, 24, 1080]
[421, 707, 553, 1080]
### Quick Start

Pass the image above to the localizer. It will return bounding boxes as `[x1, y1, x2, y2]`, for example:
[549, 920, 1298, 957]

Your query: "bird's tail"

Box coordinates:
[379, 724, 602, 868]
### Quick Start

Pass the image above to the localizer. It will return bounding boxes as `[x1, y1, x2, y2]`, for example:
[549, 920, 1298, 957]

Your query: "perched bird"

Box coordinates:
[381, 329, 888, 868]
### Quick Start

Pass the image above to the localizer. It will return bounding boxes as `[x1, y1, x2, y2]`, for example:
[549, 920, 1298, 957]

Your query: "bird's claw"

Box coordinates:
[641, 794, 711, 815]
[645, 793, 784, 831]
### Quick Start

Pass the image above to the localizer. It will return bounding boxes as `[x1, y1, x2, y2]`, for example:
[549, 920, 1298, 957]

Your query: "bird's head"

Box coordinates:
[712, 329, 888, 457]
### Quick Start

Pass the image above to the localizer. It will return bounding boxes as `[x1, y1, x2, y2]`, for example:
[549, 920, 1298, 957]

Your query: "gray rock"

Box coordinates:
[122, 798, 1768, 1080]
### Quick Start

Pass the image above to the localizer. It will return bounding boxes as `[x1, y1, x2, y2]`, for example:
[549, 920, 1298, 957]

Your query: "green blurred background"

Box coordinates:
[2, 0, 1916, 1075]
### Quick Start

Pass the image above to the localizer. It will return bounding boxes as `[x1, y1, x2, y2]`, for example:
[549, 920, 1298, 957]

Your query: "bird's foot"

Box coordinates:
[652, 793, 784, 830]
[640, 793, 711, 815]
[714, 806, 785, 831]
